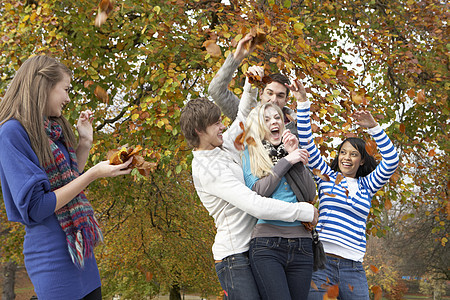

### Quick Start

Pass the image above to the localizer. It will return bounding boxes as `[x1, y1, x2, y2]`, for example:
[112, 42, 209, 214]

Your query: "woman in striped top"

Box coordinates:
[290, 79, 399, 300]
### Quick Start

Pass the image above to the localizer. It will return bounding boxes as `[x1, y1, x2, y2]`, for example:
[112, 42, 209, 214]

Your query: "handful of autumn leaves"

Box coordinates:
[107, 145, 157, 176]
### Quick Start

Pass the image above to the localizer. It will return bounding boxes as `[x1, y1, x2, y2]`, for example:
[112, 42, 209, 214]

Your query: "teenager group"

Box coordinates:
[181, 33, 399, 300]
[0, 32, 398, 300]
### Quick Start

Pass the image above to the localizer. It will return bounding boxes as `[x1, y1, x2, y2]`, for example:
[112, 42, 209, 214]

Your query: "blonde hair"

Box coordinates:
[0, 55, 76, 166]
[244, 103, 286, 178]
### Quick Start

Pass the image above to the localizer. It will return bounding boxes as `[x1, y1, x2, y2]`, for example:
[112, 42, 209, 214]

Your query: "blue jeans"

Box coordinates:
[308, 255, 369, 300]
[249, 237, 314, 300]
[215, 252, 261, 300]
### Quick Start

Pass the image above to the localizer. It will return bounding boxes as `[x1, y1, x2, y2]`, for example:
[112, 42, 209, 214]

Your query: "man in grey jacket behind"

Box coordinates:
[208, 32, 297, 134]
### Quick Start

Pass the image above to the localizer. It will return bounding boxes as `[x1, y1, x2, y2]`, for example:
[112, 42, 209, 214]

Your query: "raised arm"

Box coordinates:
[354, 111, 399, 196]
[208, 33, 258, 120]
[290, 80, 334, 178]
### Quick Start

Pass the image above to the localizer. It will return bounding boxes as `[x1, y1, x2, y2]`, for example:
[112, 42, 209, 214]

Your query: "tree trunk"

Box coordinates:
[169, 283, 181, 300]
[2, 260, 17, 300]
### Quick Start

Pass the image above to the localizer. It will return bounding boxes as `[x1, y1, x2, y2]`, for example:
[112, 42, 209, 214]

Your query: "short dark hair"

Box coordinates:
[180, 97, 221, 148]
[330, 137, 378, 178]
[267, 73, 291, 96]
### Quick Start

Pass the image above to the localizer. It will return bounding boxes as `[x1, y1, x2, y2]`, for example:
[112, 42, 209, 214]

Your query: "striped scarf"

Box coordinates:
[44, 118, 103, 269]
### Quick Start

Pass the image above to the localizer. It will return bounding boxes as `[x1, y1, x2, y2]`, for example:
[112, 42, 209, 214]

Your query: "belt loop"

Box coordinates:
[277, 237, 282, 246]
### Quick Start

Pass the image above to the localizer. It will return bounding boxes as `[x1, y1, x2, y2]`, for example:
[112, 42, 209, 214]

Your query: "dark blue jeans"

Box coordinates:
[215, 252, 261, 300]
[307, 255, 369, 300]
[249, 237, 314, 300]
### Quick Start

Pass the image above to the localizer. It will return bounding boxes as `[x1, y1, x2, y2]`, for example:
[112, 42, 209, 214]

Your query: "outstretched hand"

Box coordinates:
[353, 110, 378, 128]
[90, 158, 133, 179]
[234, 33, 257, 61]
[286, 79, 307, 102]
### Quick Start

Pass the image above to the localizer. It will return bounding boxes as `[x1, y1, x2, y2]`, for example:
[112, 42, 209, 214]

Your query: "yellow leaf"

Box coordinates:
[293, 23, 305, 35]
[153, 6, 161, 14]
[131, 114, 140, 121]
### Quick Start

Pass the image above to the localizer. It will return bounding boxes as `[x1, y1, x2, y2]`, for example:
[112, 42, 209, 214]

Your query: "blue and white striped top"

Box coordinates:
[297, 101, 399, 261]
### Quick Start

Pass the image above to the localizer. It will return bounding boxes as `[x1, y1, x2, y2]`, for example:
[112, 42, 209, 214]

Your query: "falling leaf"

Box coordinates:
[310, 280, 318, 290]
[399, 123, 405, 133]
[335, 174, 344, 185]
[345, 188, 349, 198]
[94, 85, 109, 103]
[84, 80, 94, 88]
[94, 0, 114, 27]
[348, 284, 354, 292]
[246, 136, 256, 146]
[365, 139, 377, 156]
[428, 149, 436, 156]
[324, 192, 336, 197]
[369, 265, 379, 273]
[312, 169, 330, 181]
[371, 285, 382, 300]
[202, 40, 221, 57]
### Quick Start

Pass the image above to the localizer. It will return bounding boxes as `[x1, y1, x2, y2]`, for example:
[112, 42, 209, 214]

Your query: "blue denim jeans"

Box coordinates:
[249, 237, 314, 300]
[308, 255, 369, 300]
[215, 252, 261, 300]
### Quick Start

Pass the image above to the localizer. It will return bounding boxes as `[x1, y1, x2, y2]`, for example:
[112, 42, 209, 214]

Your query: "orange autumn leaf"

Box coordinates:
[344, 188, 349, 198]
[202, 40, 221, 57]
[247, 27, 267, 50]
[94, 85, 109, 103]
[399, 123, 406, 134]
[310, 280, 318, 290]
[415, 90, 426, 104]
[234, 132, 245, 151]
[385, 198, 392, 210]
[326, 284, 339, 298]
[246, 73, 272, 86]
[406, 88, 415, 98]
[95, 0, 114, 27]
[234, 122, 246, 151]
[365, 139, 377, 156]
[84, 80, 94, 88]
[371, 285, 383, 300]
[107, 145, 156, 176]
[312, 168, 330, 181]
[428, 149, 436, 156]
[348, 284, 354, 292]
[335, 174, 344, 185]
[370, 264, 379, 273]
[246, 136, 257, 146]
[324, 192, 336, 197]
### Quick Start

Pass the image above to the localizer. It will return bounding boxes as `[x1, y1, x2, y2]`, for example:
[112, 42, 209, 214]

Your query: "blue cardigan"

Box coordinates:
[0, 119, 100, 300]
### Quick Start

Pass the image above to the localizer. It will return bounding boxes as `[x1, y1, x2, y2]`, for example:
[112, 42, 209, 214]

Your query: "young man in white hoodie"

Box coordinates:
[180, 58, 317, 299]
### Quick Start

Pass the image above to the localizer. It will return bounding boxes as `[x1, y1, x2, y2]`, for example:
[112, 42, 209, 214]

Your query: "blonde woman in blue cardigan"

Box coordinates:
[291, 79, 399, 300]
